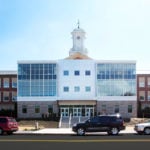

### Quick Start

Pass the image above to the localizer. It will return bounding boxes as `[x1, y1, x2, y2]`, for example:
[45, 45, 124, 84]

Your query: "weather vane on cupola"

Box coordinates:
[77, 19, 80, 28]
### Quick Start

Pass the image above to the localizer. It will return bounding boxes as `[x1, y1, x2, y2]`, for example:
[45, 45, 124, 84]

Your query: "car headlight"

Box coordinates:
[73, 123, 77, 127]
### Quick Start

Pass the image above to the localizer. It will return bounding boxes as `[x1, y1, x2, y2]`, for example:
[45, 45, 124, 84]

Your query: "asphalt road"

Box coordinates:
[0, 134, 150, 150]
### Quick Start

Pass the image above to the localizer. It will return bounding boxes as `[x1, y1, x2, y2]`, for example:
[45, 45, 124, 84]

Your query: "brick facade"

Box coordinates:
[97, 101, 137, 118]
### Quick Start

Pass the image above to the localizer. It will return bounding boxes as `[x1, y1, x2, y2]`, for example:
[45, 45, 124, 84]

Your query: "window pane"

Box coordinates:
[74, 86, 80, 92]
[128, 105, 132, 113]
[85, 70, 90, 76]
[22, 105, 27, 113]
[64, 70, 69, 76]
[64, 86, 69, 92]
[74, 71, 80, 76]
[85, 86, 91, 92]
[35, 106, 40, 113]
[3, 78, 9, 88]
[114, 105, 119, 113]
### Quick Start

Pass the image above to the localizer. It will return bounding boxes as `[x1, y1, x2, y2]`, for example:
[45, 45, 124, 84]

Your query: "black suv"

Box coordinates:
[72, 114, 125, 135]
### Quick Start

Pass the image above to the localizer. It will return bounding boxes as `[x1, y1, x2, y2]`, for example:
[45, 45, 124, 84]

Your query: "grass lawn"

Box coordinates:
[17, 120, 59, 131]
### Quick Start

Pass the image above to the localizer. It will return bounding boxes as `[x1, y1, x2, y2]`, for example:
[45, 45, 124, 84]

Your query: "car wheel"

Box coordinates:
[77, 128, 85, 136]
[137, 131, 143, 135]
[0, 128, 3, 135]
[107, 131, 112, 135]
[144, 128, 150, 135]
[110, 127, 119, 135]
[7, 131, 13, 135]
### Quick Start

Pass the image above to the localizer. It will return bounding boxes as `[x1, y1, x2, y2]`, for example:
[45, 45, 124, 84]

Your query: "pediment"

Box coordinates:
[65, 52, 92, 60]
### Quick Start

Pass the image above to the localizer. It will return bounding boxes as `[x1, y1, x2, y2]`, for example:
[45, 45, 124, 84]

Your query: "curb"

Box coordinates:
[14, 131, 137, 135]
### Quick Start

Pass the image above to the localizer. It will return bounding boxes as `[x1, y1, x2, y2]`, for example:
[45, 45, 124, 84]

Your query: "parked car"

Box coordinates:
[0, 116, 18, 135]
[72, 114, 125, 136]
[134, 119, 150, 135]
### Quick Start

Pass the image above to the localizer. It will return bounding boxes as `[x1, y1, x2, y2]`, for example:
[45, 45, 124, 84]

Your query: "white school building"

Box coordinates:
[17, 25, 137, 119]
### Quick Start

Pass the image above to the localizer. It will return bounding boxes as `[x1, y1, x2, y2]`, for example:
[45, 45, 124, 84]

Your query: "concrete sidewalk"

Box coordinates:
[14, 126, 136, 135]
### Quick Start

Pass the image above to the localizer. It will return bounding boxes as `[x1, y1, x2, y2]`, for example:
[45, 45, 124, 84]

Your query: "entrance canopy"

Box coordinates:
[57, 100, 96, 106]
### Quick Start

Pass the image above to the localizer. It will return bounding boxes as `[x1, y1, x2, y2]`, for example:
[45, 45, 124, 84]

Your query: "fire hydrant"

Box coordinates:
[35, 121, 39, 130]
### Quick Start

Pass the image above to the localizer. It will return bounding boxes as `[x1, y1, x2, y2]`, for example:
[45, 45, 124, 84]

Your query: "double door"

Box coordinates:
[60, 106, 94, 117]
[73, 107, 82, 117]
[61, 108, 69, 117]
[85, 107, 94, 117]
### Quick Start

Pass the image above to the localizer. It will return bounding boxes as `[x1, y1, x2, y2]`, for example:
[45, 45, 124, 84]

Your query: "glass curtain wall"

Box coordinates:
[18, 63, 57, 96]
[96, 63, 136, 96]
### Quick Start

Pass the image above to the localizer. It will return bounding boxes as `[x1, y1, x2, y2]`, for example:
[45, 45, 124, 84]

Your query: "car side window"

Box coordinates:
[110, 117, 116, 122]
[90, 117, 99, 123]
[99, 116, 109, 123]
[0, 118, 7, 123]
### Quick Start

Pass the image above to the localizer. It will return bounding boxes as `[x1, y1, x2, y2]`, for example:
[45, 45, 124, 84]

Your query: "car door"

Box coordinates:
[86, 117, 100, 132]
[98, 116, 110, 131]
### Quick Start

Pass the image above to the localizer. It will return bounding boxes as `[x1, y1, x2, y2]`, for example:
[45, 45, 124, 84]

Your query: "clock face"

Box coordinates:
[77, 36, 80, 39]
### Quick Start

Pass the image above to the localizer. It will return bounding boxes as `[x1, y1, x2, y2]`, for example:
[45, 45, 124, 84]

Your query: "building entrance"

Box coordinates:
[60, 107, 69, 117]
[85, 107, 94, 117]
[59, 105, 95, 117]
[73, 107, 82, 117]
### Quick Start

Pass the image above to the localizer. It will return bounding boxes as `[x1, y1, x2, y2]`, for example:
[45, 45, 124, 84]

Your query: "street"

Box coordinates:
[0, 134, 150, 150]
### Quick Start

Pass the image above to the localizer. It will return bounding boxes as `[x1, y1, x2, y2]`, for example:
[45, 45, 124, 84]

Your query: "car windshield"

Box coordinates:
[8, 118, 16, 122]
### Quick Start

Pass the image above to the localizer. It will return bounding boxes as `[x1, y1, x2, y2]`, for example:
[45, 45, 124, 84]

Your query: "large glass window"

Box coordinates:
[96, 63, 136, 96]
[18, 63, 57, 97]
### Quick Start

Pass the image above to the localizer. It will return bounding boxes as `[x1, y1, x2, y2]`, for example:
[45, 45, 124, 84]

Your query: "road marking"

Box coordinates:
[0, 139, 150, 142]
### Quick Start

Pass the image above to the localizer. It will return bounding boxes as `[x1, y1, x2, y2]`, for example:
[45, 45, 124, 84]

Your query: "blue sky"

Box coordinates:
[0, 0, 150, 73]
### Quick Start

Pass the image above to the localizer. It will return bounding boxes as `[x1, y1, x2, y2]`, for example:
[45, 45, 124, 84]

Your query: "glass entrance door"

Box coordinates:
[85, 107, 94, 117]
[73, 107, 82, 117]
[60, 107, 69, 117]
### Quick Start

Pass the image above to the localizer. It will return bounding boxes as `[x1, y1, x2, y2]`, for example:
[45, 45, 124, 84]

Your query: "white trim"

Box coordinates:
[95, 60, 136, 63]
[97, 96, 137, 101]
[0, 71, 17, 75]
[17, 97, 57, 101]
[17, 60, 57, 64]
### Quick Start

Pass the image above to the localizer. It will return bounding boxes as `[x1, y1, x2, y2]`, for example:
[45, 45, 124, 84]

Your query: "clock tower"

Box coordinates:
[69, 22, 88, 56]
